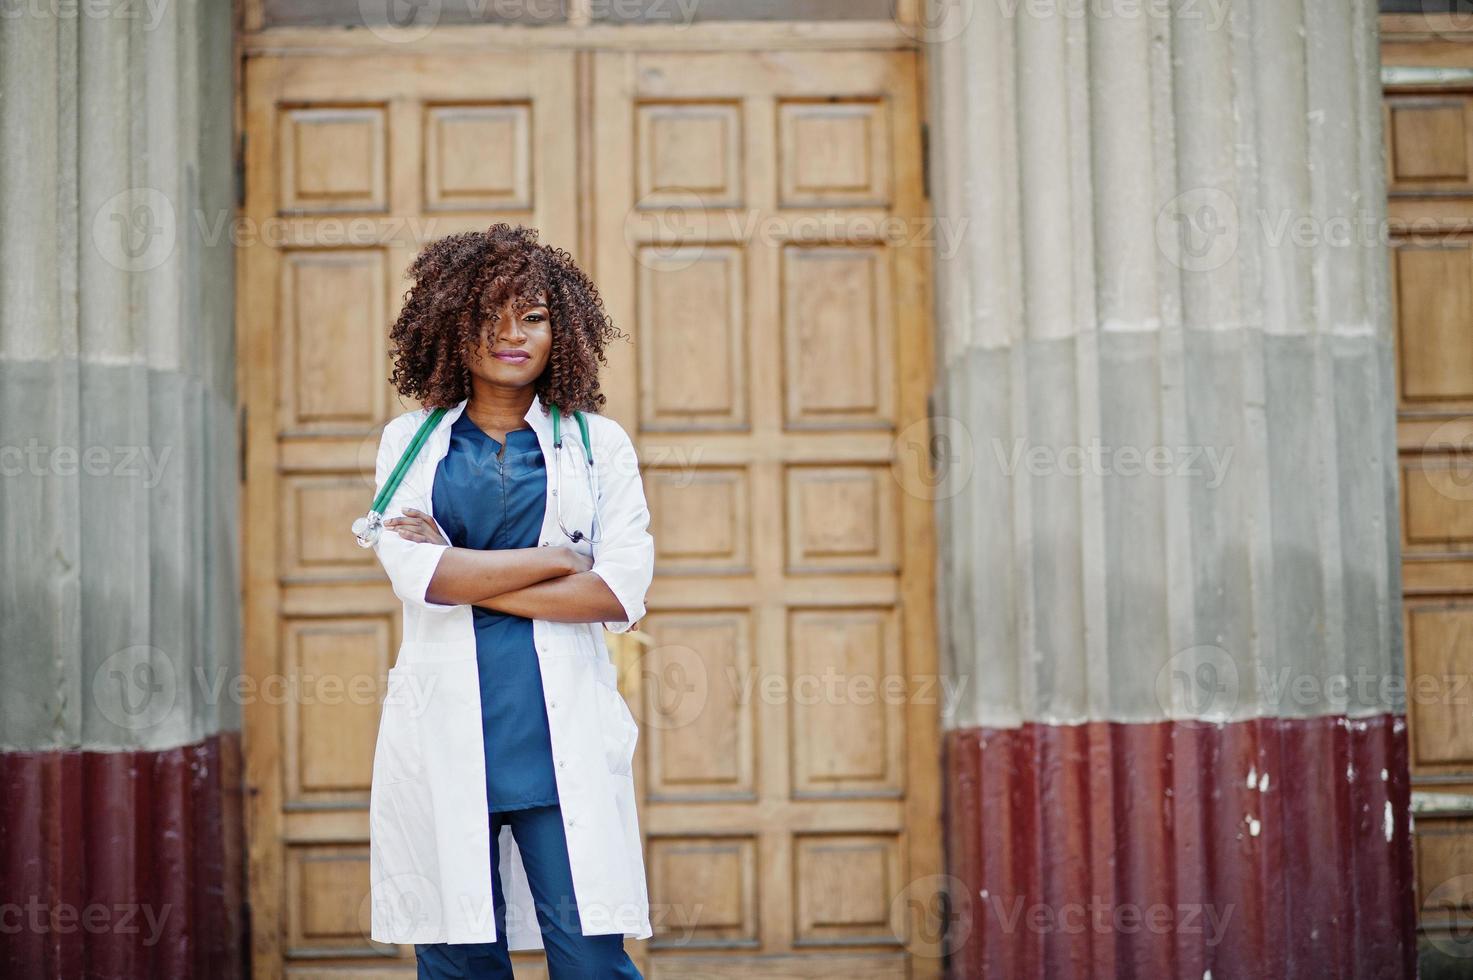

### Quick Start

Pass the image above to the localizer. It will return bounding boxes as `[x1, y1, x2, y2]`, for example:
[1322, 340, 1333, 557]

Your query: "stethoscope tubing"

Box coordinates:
[552, 435, 601, 547]
[550, 402, 601, 548]
[355, 402, 600, 549]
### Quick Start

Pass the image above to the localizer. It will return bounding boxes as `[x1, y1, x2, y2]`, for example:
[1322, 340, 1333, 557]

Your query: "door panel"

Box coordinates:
[592, 49, 942, 976]
[240, 50, 578, 977]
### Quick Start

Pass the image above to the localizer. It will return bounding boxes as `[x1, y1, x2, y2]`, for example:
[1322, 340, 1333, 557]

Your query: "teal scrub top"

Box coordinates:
[431, 411, 560, 812]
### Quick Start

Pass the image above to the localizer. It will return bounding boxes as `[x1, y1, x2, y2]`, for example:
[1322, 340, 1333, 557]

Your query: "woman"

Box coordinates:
[364, 223, 653, 978]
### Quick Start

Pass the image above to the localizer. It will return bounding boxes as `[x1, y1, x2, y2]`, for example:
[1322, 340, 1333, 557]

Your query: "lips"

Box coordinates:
[492, 351, 530, 363]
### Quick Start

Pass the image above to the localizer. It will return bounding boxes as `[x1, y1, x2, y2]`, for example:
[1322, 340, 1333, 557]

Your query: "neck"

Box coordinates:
[464, 378, 536, 429]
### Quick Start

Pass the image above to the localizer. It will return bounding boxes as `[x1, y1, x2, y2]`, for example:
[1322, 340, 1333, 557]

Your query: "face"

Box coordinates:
[465, 289, 552, 390]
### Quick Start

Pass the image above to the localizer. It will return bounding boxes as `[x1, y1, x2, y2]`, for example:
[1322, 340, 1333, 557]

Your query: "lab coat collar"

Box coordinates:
[524, 391, 554, 436]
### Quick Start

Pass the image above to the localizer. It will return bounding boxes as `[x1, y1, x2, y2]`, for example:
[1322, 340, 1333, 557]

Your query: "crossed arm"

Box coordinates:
[386, 508, 634, 627]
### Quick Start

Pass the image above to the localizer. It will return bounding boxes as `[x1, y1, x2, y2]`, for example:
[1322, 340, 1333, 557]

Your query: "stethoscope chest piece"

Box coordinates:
[352, 511, 383, 548]
[351, 407, 448, 549]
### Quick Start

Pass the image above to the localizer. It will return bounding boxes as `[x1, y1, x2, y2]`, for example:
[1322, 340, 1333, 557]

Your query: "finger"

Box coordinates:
[403, 508, 430, 520]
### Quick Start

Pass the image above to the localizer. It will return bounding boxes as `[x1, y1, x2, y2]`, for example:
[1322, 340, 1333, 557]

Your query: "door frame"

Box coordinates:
[233, 10, 942, 979]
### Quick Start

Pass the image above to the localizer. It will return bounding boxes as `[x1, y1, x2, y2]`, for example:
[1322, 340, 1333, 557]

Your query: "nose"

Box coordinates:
[496, 312, 527, 342]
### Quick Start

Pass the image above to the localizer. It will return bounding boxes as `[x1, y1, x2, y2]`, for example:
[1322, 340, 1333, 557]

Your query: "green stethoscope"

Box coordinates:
[352, 403, 600, 549]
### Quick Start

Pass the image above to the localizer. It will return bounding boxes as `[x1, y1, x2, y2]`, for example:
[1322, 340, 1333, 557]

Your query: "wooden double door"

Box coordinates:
[1380, 14, 1473, 953]
[239, 41, 941, 979]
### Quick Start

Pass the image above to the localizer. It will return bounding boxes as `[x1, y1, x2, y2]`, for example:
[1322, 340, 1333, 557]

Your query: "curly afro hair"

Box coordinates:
[387, 223, 626, 414]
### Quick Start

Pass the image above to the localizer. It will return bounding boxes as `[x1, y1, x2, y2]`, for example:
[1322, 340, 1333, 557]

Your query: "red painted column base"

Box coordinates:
[942, 716, 1416, 979]
[0, 733, 245, 980]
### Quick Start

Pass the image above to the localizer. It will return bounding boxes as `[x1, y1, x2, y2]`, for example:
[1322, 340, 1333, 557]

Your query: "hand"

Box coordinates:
[558, 547, 594, 575]
[384, 508, 448, 545]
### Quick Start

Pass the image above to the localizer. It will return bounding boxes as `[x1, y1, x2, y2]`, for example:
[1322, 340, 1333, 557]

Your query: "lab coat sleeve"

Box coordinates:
[589, 421, 655, 633]
[370, 415, 456, 612]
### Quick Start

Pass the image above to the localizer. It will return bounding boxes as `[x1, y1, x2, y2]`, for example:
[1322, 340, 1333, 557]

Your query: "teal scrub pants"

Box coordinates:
[413, 803, 642, 979]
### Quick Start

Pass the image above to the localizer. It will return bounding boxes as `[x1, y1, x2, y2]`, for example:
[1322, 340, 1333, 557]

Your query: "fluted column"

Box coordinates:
[926, 0, 1414, 976]
[0, 2, 242, 977]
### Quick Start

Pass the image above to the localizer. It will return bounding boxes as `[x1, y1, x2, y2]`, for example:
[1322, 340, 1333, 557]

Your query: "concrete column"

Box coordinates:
[925, 0, 1414, 976]
[0, 2, 241, 977]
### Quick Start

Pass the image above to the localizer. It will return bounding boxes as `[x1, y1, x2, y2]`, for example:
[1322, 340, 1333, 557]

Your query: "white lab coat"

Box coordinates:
[366, 392, 654, 949]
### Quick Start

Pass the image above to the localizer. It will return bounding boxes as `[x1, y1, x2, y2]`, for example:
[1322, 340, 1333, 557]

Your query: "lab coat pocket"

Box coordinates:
[593, 659, 639, 776]
[374, 667, 425, 785]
